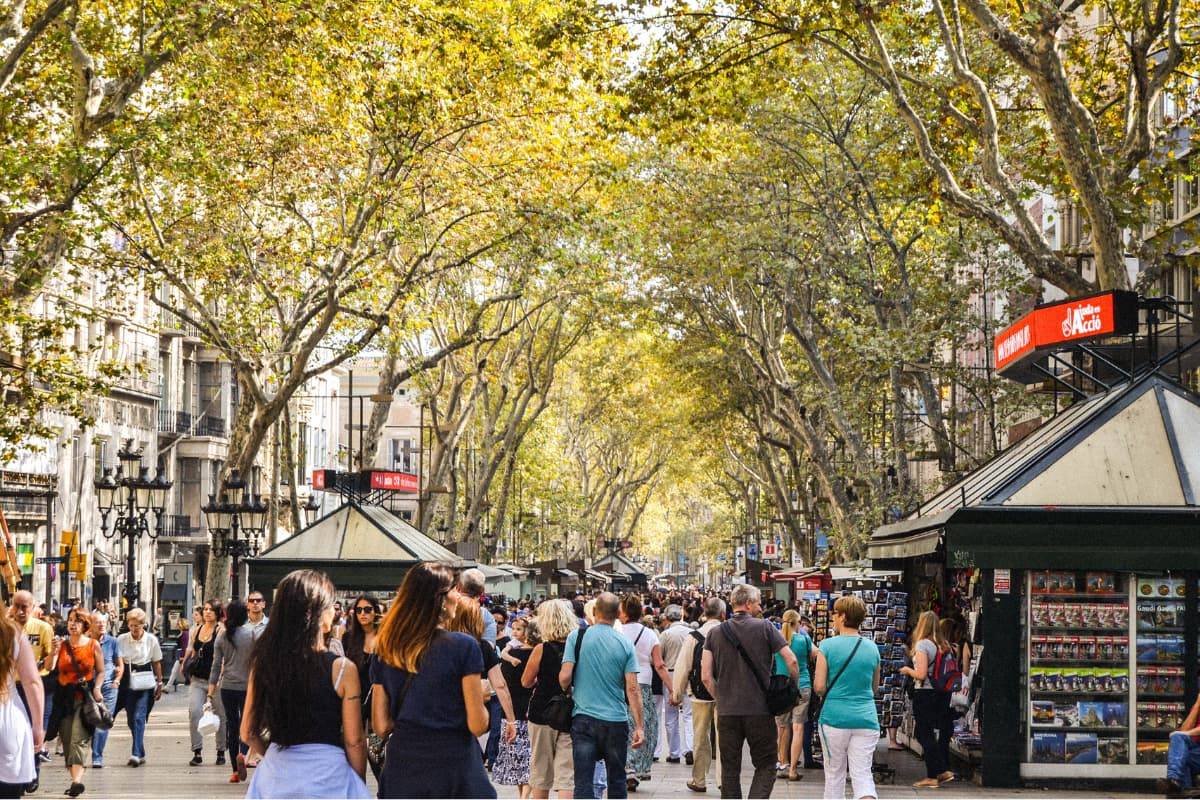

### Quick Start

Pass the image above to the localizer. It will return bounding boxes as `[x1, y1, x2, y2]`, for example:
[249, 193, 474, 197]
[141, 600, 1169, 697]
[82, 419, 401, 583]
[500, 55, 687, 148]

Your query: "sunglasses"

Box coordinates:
[248, 599, 265, 604]
[355, 606, 376, 614]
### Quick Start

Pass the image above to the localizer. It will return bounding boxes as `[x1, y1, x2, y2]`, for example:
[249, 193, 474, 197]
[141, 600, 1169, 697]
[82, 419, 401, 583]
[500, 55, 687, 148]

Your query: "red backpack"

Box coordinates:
[931, 649, 963, 694]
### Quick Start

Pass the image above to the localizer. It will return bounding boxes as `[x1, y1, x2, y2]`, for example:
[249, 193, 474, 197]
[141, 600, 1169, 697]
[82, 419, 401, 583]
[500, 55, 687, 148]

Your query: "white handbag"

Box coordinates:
[129, 667, 157, 692]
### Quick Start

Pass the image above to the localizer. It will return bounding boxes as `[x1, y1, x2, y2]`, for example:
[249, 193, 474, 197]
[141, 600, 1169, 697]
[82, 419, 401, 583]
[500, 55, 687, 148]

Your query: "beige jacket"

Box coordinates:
[671, 618, 722, 703]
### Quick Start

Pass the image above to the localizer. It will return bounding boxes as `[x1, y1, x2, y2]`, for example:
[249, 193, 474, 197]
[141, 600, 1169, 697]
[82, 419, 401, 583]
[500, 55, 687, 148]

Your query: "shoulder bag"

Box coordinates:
[68, 642, 114, 732]
[545, 627, 587, 733]
[721, 621, 799, 716]
[810, 636, 864, 723]
[366, 658, 414, 770]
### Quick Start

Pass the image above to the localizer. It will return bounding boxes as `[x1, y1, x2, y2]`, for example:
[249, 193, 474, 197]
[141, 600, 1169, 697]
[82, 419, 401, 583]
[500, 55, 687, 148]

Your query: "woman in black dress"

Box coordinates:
[370, 563, 493, 799]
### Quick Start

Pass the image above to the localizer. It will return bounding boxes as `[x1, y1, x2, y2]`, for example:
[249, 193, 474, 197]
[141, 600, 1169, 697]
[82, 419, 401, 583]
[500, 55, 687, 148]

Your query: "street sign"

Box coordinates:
[763, 542, 778, 559]
[61, 530, 78, 548]
[35, 556, 67, 565]
[748, 543, 759, 560]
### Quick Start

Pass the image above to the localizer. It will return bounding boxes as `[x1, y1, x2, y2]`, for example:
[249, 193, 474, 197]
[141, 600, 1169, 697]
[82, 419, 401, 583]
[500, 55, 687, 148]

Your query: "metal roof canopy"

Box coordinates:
[869, 373, 1200, 567]
[245, 501, 472, 593]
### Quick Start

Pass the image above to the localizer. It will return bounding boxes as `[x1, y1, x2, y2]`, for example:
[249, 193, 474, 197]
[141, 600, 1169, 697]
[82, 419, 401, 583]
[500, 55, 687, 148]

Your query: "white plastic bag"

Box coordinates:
[197, 703, 220, 737]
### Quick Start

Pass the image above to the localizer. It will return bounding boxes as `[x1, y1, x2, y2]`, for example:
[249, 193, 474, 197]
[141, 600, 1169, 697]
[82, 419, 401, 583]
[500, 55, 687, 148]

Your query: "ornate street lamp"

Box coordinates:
[202, 470, 267, 601]
[95, 439, 171, 610]
[302, 494, 322, 527]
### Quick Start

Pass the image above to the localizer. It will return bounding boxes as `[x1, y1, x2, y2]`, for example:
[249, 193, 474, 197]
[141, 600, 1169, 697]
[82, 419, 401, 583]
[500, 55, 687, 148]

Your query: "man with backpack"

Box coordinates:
[671, 596, 726, 793]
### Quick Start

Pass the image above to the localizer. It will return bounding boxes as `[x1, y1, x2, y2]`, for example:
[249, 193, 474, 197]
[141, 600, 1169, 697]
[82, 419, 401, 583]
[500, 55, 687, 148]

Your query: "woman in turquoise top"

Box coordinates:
[773, 610, 813, 781]
[814, 595, 880, 800]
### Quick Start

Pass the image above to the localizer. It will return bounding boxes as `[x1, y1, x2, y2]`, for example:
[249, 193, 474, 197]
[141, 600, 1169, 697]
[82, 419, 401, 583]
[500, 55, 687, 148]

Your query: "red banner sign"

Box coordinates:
[367, 470, 419, 492]
[311, 469, 330, 489]
[994, 291, 1137, 378]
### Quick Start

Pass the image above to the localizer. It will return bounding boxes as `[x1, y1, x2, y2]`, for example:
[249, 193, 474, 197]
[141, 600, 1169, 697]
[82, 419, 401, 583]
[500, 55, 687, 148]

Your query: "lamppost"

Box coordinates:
[201, 471, 268, 602]
[95, 440, 171, 611]
[301, 493, 322, 527]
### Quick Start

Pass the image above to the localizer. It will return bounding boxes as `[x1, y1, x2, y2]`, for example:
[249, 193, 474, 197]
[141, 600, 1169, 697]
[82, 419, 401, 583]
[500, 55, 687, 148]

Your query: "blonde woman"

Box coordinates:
[116, 608, 163, 767]
[899, 611, 954, 788]
[774, 609, 814, 781]
[521, 600, 577, 800]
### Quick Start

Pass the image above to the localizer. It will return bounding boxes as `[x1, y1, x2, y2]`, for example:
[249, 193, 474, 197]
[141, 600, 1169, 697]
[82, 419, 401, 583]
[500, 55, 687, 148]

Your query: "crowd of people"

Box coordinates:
[0, 571, 1007, 800]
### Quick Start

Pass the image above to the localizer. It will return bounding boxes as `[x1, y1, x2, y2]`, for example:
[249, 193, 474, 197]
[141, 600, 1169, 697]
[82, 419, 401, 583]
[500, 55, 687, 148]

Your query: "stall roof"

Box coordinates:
[593, 552, 646, 577]
[583, 568, 612, 584]
[870, 374, 1200, 563]
[253, 501, 471, 565]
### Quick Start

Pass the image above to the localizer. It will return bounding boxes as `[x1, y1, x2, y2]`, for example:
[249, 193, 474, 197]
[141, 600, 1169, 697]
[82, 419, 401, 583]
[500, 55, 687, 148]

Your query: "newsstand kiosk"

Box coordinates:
[869, 292, 1200, 787]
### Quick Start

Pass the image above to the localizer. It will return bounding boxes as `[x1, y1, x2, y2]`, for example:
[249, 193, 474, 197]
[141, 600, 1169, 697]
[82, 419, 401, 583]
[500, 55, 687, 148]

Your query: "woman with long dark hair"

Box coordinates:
[370, 562, 493, 799]
[185, 600, 226, 766]
[209, 600, 254, 783]
[241, 570, 369, 799]
[343, 595, 382, 780]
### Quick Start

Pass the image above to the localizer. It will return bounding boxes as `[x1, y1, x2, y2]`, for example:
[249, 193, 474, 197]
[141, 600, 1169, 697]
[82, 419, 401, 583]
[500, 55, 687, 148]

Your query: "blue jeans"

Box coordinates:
[126, 689, 153, 759]
[572, 714, 629, 800]
[1167, 733, 1200, 788]
[91, 682, 120, 762]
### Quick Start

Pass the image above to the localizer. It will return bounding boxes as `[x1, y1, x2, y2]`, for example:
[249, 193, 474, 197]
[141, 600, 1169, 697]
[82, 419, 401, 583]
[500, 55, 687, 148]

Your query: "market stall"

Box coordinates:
[592, 551, 648, 590]
[868, 373, 1200, 786]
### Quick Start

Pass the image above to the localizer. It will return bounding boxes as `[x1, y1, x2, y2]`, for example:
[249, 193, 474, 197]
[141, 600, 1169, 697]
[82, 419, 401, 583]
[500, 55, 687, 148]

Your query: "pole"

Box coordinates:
[347, 369, 354, 472]
[230, 516, 241, 603]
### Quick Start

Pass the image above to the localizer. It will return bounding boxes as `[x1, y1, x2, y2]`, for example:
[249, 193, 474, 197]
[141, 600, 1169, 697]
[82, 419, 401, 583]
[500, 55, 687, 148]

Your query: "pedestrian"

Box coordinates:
[701, 584, 797, 800]
[184, 600, 226, 766]
[561, 591, 645, 800]
[773, 609, 814, 782]
[495, 618, 538, 798]
[495, 608, 511, 651]
[209, 600, 254, 783]
[10, 590, 54, 772]
[241, 569, 369, 799]
[658, 605, 694, 767]
[521, 599, 577, 800]
[899, 611, 954, 788]
[0, 597, 44, 799]
[671, 596, 724, 793]
[370, 562, 493, 799]
[618, 594, 670, 792]
[165, 619, 189, 693]
[445, 597, 519, 762]
[47, 607, 106, 797]
[1159, 693, 1200, 797]
[246, 591, 270, 636]
[343, 595, 382, 780]
[814, 595, 881, 800]
[114, 608, 162, 769]
[88, 613, 122, 769]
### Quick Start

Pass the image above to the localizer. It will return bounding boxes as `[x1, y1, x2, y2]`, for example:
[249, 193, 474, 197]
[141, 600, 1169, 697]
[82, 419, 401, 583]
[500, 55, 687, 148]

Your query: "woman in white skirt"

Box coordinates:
[241, 570, 369, 799]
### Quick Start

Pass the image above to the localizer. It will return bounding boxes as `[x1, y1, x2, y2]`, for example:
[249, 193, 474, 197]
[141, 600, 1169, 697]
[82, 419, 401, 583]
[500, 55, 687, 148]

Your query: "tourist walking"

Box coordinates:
[658, 604, 694, 766]
[495, 617, 538, 798]
[115, 608, 162, 768]
[521, 599, 577, 800]
[10, 590, 54, 774]
[185, 600, 226, 766]
[774, 609, 814, 782]
[370, 562, 493, 799]
[900, 611, 954, 788]
[618, 594, 669, 792]
[0, 598, 43, 799]
[241, 569, 369, 799]
[88, 613, 122, 769]
[165, 619, 189, 693]
[701, 584, 797, 799]
[562, 591, 644, 800]
[343, 595, 382, 780]
[209, 600, 254, 782]
[671, 597, 724, 793]
[446, 597, 519, 753]
[47, 608, 106, 797]
[246, 591, 270, 635]
[814, 595, 881, 800]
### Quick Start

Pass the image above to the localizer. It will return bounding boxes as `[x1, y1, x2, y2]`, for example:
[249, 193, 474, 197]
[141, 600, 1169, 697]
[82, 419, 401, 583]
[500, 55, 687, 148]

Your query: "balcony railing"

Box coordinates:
[158, 409, 193, 434]
[158, 514, 204, 541]
[195, 415, 226, 438]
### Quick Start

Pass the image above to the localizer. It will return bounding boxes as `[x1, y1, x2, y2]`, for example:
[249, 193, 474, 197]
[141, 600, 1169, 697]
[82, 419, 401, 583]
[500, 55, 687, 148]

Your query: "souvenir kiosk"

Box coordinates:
[869, 292, 1200, 786]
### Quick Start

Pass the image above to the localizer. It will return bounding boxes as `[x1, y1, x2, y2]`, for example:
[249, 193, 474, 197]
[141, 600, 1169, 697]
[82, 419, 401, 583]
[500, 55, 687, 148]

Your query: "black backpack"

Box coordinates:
[688, 630, 713, 701]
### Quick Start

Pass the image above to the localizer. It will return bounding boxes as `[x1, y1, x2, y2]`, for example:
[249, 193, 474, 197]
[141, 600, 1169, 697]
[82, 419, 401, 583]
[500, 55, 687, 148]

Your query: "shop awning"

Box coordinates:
[583, 568, 611, 584]
[556, 569, 578, 578]
[870, 374, 1200, 565]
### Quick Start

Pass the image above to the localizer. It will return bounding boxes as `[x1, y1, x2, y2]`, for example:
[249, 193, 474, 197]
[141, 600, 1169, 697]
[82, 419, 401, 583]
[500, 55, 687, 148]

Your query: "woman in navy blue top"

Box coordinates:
[370, 563, 493, 799]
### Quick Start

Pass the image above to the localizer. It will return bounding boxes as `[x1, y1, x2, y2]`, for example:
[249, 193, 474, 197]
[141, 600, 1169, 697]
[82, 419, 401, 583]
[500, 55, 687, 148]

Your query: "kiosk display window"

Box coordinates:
[1024, 570, 1195, 776]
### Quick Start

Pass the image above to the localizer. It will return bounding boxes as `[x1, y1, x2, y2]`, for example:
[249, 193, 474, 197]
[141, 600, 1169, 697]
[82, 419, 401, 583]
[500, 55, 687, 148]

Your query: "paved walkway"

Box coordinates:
[59, 689, 1149, 798]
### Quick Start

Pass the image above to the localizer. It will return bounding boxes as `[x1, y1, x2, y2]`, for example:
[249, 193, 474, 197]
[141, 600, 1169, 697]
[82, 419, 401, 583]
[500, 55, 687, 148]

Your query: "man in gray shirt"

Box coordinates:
[703, 584, 798, 799]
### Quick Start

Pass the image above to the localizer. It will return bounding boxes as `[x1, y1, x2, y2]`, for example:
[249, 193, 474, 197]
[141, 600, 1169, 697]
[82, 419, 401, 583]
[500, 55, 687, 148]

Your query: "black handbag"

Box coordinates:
[721, 621, 799, 716]
[67, 642, 114, 732]
[545, 627, 587, 733]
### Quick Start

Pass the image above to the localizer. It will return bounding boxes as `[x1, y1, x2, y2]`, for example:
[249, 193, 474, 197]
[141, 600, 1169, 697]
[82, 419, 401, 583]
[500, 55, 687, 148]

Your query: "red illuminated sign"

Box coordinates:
[994, 291, 1137, 378]
[367, 470, 419, 493]
[312, 469, 331, 489]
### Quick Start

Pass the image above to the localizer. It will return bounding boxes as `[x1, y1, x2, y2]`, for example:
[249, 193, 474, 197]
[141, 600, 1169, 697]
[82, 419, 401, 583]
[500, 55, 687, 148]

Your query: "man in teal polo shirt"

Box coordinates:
[561, 592, 645, 799]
